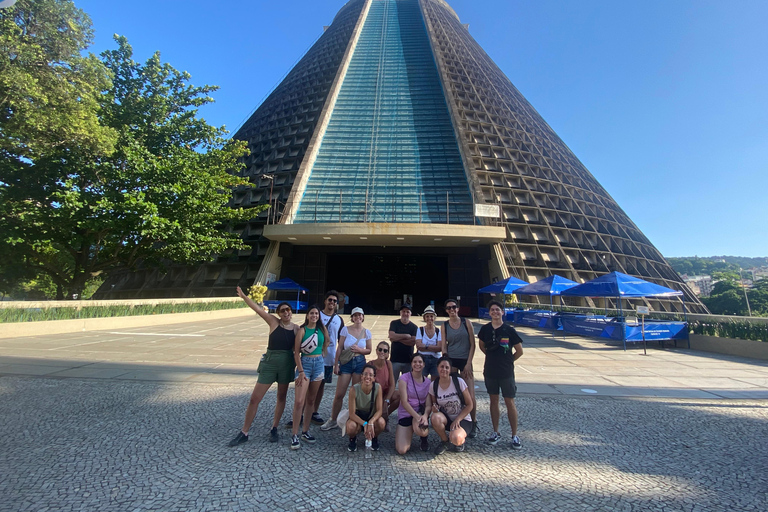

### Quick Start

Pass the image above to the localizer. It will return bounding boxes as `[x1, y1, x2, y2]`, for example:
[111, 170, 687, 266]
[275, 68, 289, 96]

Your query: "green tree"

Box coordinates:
[1, 5, 264, 299]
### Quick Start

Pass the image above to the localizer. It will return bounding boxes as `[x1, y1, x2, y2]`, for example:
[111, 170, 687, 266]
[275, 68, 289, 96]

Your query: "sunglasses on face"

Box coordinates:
[326, 298, 338, 303]
[278, 308, 290, 314]
[445, 305, 458, 310]
[377, 348, 389, 353]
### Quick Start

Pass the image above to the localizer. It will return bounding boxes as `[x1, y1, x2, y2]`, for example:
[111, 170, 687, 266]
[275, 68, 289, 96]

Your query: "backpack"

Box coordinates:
[433, 373, 466, 409]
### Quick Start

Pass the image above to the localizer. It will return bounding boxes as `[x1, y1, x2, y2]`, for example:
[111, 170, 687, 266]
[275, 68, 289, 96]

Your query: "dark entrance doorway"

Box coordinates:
[326, 253, 449, 314]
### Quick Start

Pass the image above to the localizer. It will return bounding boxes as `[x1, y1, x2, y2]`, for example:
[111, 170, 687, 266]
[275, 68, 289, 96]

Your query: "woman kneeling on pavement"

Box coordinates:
[427, 356, 474, 454]
[290, 305, 330, 449]
[346, 363, 385, 452]
[395, 353, 432, 454]
[228, 288, 297, 447]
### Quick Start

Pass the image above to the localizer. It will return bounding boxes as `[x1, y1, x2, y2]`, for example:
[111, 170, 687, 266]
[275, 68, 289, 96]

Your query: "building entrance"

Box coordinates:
[279, 246, 489, 316]
[326, 253, 449, 314]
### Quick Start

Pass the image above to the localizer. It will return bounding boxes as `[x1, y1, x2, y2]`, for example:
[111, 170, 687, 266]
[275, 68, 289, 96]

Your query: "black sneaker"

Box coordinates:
[511, 435, 522, 450]
[285, 416, 303, 429]
[347, 437, 357, 452]
[311, 412, 325, 425]
[433, 441, 448, 455]
[301, 431, 316, 444]
[371, 437, 380, 451]
[269, 427, 279, 443]
[228, 431, 248, 447]
[453, 443, 465, 452]
[420, 436, 430, 452]
[290, 434, 300, 450]
[467, 421, 478, 439]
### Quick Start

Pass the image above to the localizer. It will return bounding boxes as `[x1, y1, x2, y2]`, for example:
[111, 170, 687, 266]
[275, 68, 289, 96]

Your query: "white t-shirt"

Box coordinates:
[428, 377, 472, 423]
[340, 326, 371, 350]
[416, 326, 442, 358]
[320, 311, 344, 366]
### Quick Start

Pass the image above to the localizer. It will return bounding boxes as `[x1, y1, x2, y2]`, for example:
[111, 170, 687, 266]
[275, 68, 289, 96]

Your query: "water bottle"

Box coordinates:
[365, 438, 372, 458]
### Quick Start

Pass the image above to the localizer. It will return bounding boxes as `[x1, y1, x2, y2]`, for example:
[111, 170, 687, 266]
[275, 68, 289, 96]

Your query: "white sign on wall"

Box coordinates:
[474, 204, 500, 218]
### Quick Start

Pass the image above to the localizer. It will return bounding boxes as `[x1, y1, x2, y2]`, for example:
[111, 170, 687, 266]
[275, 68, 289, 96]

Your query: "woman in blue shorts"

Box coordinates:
[290, 305, 330, 449]
[228, 287, 297, 447]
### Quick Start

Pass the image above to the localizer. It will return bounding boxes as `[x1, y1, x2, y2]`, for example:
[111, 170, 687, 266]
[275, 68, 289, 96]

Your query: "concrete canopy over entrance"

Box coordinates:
[263, 222, 506, 247]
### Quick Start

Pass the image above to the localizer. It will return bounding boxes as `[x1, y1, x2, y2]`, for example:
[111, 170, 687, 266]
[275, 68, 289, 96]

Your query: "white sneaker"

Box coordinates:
[320, 419, 338, 431]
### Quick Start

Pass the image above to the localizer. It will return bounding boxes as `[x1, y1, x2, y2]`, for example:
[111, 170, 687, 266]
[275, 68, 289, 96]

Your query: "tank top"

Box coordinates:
[301, 327, 324, 356]
[444, 318, 471, 359]
[374, 360, 391, 396]
[267, 325, 295, 351]
[353, 382, 378, 413]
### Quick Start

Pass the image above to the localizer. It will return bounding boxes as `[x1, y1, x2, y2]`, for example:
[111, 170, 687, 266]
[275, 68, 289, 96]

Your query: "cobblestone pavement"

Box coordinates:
[2, 375, 766, 512]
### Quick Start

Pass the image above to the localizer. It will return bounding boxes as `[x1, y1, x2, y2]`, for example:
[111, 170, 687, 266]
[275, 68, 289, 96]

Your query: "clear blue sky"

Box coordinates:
[74, 0, 768, 258]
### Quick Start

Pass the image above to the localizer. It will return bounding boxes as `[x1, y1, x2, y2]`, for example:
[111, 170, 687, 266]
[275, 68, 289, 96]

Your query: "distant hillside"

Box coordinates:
[667, 256, 768, 276]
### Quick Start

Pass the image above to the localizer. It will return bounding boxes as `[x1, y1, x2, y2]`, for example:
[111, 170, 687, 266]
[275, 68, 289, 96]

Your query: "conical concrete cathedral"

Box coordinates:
[98, 0, 705, 314]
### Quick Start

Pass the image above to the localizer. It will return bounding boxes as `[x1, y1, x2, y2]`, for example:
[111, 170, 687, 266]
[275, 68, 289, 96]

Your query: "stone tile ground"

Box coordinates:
[1, 376, 766, 512]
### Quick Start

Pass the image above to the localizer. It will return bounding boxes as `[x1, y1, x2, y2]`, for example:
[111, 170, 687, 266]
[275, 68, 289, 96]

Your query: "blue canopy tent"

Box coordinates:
[560, 272, 686, 349]
[477, 276, 528, 319]
[265, 278, 309, 312]
[513, 275, 579, 330]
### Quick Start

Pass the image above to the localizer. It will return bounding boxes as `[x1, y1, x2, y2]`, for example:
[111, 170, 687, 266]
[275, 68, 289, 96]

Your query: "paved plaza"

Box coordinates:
[1, 315, 767, 511]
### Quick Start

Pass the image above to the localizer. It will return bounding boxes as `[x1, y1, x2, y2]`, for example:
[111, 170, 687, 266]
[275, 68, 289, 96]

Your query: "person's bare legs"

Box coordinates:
[272, 383, 289, 429]
[505, 396, 519, 436]
[313, 379, 325, 415]
[330, 373, 352, 421]
[291, 382, 309, 437]
[240, 382, 272, 434]
[489, 393, 501, 433]
[301, 380, 322, 433]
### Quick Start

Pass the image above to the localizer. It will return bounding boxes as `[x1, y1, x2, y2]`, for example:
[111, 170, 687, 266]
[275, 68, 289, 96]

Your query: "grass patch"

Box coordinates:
[0, 301, 248, 323]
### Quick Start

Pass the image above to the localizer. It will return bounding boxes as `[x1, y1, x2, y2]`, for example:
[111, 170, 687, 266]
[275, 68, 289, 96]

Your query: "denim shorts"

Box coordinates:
[420, 355, 439, 379]
[339, 354, 366, 375]
[296, 355, 325, 381]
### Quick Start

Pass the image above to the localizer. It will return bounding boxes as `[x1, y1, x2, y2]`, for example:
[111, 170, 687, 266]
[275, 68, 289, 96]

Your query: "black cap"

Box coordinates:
[399, 304, 412, 312]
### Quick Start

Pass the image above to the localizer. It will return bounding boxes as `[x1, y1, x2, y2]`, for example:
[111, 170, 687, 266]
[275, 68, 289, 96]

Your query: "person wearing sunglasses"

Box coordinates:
[370, 341, 397, 422]
[441, 298, 478, 438]
[228, 287, 298, 447]
[313, 291, 345, 430]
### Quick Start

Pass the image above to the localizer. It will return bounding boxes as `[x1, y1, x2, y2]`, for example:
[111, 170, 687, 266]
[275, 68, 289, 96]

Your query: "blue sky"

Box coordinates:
[74, 0, 768, 258]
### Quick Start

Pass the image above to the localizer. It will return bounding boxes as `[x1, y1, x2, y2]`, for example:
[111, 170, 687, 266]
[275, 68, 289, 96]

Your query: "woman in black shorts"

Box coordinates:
[229, 286, 297, 447]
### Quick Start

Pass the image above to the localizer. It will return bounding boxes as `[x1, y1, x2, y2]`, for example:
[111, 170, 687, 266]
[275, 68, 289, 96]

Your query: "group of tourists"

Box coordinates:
[228, 288, 524, 455]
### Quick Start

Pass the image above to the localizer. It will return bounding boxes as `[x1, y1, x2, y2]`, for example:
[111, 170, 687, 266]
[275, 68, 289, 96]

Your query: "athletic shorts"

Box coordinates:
[339, 354, 366, 375]
[296, 355, 325, 381]
[484, 374, 517, 398]
[450, 358, 468, 372]
[420, 355, 439, 379]
[257, 350, 295, 385]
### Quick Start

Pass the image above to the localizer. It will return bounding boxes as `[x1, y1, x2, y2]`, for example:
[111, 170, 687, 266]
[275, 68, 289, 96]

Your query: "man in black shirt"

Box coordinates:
[388, 304, 418, 381]
[478, 300, 524, 449]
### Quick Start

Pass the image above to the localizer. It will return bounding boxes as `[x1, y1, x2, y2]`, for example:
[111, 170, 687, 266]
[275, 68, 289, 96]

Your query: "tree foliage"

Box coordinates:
[0, 1, 264, 299]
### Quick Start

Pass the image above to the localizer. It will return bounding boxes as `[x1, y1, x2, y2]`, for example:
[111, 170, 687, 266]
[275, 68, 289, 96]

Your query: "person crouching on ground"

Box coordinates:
[346, 363, 385, 452]
[395, 353, 432, 454]
[228, 287, 297, 447]
[478, 300, 524, 450]
[427, 356, 473, 455]
[290, 305, 330, 450]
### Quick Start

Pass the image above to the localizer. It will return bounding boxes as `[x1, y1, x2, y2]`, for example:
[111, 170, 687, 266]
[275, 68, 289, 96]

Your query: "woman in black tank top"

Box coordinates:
[228, 286, 298, 447]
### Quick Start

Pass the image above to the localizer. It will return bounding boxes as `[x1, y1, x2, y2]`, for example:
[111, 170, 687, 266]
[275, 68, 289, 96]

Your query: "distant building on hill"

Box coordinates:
[682, 275, 713, 297]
